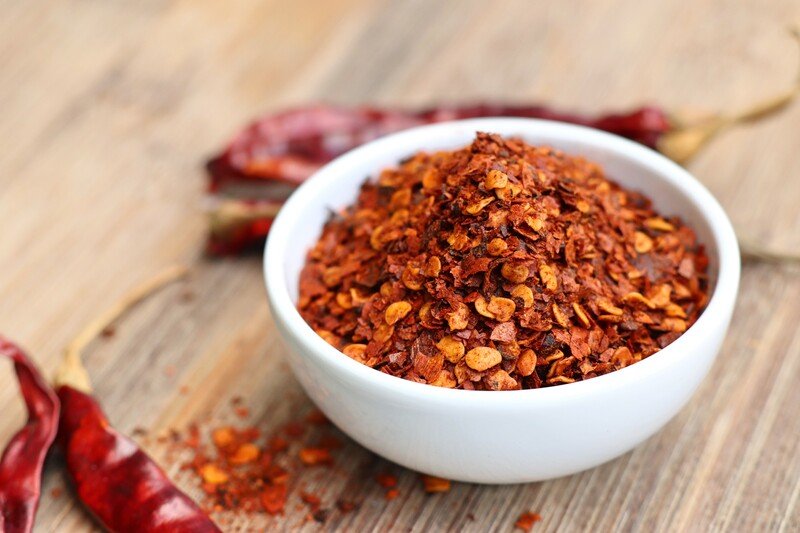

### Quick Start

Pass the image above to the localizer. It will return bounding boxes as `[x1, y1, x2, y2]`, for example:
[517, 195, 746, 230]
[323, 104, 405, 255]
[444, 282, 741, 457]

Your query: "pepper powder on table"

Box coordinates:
[298, 133, 709, 390]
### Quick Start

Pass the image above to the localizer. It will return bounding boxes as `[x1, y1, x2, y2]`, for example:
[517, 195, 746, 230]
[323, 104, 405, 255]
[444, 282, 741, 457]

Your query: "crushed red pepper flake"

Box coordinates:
[421, 475, 451, 493]
[300, 491, 322, 508]
[298, 133, 709, 389]
[336, 499, 358, 513]
[515, 511, 542, 531]
[177, 404, 540, 527]
[376, 473, 398, 488]
[261, 484, 287, 515]
[299, 447, 334, 466]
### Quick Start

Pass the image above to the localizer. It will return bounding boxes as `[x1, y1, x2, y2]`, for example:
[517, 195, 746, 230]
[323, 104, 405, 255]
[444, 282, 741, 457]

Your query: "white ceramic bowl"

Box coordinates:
[264, 118, 740, 484]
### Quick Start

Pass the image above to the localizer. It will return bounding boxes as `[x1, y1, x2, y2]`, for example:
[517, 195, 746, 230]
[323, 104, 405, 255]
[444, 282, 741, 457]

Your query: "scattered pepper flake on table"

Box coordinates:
[298, 133, 709, 389]
[420, 475, 451, 493]
[515, 511, 542, 531]
[376, 473, 398, 488]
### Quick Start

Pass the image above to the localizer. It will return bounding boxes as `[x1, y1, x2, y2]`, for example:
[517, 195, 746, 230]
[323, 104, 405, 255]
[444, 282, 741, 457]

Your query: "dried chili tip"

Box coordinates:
[514, 511, 542, 531]
[298, 447, 334, 466]
[420, 475, 451, 493]
[260, 483, 288, 515]
[0, 337, 60, 533]
[376, 473, 398, 488]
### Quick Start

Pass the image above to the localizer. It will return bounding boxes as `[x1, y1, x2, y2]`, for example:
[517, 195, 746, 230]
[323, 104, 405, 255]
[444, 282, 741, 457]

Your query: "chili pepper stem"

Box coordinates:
[208, 199, 282, 237]
[54, 265, 189, 392]
[659, 28, 800, 164]
[739, 238, 800, 265]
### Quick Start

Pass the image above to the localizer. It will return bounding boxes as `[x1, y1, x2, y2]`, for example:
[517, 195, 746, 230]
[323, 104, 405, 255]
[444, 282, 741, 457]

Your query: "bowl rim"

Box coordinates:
[264, 117, 740, 405]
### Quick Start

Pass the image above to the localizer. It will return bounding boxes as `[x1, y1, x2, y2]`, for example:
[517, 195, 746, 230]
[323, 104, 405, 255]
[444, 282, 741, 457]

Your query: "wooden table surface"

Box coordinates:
[2, 1, 799, 531]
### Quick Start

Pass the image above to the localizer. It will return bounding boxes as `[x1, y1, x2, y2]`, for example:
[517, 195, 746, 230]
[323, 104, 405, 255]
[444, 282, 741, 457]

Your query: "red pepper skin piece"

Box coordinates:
[57, 386, 220, 533]
[0, 338, 60, 533]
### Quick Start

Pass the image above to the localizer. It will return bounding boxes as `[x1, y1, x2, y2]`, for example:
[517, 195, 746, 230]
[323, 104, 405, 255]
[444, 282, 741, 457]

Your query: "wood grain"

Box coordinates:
[1, 0, 799, 531]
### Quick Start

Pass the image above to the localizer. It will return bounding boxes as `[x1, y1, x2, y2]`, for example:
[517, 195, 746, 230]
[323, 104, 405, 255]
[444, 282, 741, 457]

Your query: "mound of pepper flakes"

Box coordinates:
[299, 133, 709, 390]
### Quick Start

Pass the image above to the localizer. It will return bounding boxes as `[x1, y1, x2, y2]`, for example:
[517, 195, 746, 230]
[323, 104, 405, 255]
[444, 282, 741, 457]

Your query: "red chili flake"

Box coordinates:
[376, 473, 398, 488]
[185, 423, 201, 448]
[297, 133, 709, 389]
[260, 484, 288, 515]
[336, 499, 358, 513]
[284, 422, 305, 438]
[298, 447, 333, 466]
[300, 491, 321, 508]
[421, 475, 451, 493]
[384, 488, 400, 501]
[515, 512, 542, 531]
[234, 406, 250, 419]
[50, 487, 64, 499]
[268, 435, 289, 453]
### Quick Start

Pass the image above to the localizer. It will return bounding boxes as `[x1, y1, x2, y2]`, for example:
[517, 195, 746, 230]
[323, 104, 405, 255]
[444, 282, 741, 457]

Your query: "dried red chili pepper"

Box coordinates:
[53, 266, 221, 533]
[0, 338, 59, 533]
[56, 387, 219, 532]
[206, 76, 798, 255]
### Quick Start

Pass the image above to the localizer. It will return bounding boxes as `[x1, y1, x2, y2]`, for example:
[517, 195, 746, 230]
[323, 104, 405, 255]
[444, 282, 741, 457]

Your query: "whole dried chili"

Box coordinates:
[53, 266, 221, 533]
[298, 133, 709, 390]
[205, 78, 799, 255]
[0, 339, 59, 533]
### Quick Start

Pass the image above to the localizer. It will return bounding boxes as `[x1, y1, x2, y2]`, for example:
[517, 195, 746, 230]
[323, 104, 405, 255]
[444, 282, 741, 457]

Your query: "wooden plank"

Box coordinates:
[0, 0, 798, 531]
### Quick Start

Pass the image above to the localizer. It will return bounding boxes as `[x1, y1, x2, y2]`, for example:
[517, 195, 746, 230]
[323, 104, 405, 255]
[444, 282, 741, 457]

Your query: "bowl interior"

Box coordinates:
[276, 119, 721, 309]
